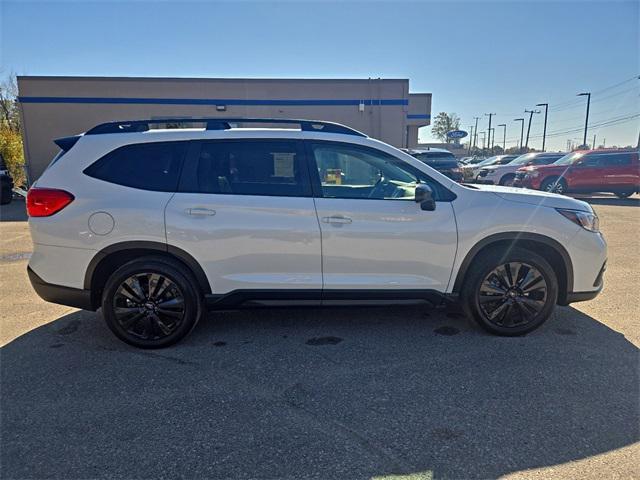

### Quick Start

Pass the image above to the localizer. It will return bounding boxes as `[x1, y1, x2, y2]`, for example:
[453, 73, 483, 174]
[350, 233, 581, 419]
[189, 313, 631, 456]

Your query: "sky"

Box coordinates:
[1, 0, 638, 151]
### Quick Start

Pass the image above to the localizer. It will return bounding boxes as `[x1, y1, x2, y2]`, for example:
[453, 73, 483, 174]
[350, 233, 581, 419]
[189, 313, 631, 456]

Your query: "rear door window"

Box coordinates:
[180, 140, 311, 197]
[84, 141, 187, 191]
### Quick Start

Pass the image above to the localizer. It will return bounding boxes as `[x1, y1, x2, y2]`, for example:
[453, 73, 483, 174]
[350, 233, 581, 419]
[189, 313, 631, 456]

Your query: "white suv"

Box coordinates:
[27, 118, 607, 348]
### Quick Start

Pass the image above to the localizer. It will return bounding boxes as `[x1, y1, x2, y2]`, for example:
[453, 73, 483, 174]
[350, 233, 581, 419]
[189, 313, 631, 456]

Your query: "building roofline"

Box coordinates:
[17, 75, 411, 83]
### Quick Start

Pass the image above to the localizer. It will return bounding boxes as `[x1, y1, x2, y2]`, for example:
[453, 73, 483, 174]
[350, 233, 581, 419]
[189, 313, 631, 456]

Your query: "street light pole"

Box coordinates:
[524, 109, 540, 150]
[514, 118, 525, 152]
[468, 125, 474, 155]
[578, 92, 591, 147]
[473, 116, 480, 149]
[479, 131, 486, 151]
[489, 127, 495, 153]
[497, 124, 506, 151]
[485, 113, 495, 154]
[536, 103, 549, 151]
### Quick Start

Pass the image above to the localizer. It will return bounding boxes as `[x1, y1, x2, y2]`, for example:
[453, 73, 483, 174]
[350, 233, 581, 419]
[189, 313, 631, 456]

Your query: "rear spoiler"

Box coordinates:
[54, 135, 82, 152]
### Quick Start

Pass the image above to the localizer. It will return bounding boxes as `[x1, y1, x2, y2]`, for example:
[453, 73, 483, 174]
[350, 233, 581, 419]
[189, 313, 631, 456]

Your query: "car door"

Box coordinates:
[307, 141, 457, 293]
[165, 139, 322, 297]
[600, 152, 638, 190]
[568, 153, 604, 191]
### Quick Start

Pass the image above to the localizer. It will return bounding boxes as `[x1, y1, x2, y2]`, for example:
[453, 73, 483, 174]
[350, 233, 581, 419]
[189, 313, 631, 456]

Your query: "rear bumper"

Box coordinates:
[563, 289, 601, 304]
[27, 266, 95, 311]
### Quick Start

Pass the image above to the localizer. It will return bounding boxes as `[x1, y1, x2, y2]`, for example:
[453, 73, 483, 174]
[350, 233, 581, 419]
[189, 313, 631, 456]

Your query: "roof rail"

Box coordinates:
[84, 117, 367, 137]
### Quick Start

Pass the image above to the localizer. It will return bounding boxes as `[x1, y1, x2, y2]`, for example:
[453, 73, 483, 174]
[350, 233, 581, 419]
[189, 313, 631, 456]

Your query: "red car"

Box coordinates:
[513, 148, 640, 198]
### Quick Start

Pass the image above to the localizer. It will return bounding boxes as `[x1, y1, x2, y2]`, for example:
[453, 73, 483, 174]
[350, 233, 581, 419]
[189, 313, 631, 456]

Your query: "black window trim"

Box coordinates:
[303, 139, 456, 202]
[83, 140, 190, 192]
[177, 138, 314, 198]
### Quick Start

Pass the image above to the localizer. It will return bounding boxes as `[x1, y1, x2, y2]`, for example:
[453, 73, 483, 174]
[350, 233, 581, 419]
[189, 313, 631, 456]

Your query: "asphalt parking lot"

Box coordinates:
[1, 194, 638, 480]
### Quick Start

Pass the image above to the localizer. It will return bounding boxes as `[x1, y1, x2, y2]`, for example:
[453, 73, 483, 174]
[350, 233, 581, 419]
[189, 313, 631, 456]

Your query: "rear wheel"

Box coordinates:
[541, 177, 567, 194]
[102, 257, 202, 348]
[461, 247, 558, 336]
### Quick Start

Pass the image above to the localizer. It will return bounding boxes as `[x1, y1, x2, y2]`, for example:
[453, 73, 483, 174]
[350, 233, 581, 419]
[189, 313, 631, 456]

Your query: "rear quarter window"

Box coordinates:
[84, 141, 187, 191]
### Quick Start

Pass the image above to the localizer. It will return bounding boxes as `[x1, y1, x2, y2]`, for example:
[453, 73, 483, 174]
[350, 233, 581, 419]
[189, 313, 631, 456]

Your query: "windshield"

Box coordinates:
[476, 155, 514, 167]
[554, 152, 585, 166]
[510, 153, 538, 165]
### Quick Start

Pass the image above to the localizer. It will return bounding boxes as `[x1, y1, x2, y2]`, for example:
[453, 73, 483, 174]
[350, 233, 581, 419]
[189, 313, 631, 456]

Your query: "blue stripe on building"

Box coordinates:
[18, 96, 409, 106]
[407, 114, 430, 119]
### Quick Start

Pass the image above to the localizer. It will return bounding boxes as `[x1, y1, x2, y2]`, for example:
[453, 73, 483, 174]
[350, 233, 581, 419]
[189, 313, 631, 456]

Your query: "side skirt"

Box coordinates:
[204, 289, 450, 309]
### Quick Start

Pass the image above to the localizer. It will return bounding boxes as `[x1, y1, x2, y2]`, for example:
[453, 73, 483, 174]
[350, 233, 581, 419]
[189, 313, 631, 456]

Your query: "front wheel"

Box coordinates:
[499, 174, 516, 186]
[541, 177, 567, 194]
[102, 257, 203, 348]
[615, 191, 634, 199]
[461, 247, 558, 336]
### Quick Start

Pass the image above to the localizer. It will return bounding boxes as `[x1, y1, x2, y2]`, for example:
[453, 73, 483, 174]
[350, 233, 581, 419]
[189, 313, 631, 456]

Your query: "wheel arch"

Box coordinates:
[84, 241, 211, 308]
[452, 232, 573, 305]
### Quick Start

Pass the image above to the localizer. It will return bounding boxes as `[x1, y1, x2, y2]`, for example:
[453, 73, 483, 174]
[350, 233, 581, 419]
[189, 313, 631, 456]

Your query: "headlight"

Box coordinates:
[450, 167, 461, 173]
[528, 171, 540, 178]
[485, 170, 496, 176]
[557, 208, 600, 232]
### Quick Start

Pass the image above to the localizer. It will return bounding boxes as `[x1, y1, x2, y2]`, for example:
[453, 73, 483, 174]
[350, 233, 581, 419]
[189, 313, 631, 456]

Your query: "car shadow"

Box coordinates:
[571, 193, 640, 208]
[1, 305, 638, 479]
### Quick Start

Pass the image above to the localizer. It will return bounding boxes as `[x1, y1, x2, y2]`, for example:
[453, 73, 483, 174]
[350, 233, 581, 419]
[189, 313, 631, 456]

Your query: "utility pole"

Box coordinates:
[485, 113, 495, 154]
[593, 134, 597, 149]
[536, 103, 549, 151]
[479, 131, 486, 151]
[578, 92, 591, 147]
[489, 127, 495, 153]
[524, 109, 540, 150]
[473, 116, 480, 148]
[514, 118, 525, 152]
[467, 125, 474, 155]
[497, 124, 507, 151]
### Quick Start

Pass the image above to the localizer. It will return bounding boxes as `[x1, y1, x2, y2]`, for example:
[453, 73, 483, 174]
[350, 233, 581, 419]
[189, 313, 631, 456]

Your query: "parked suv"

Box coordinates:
[27, 118, 607, 348]
[462, 154, 519, 183]
[0, 153, 14, 205]
[401, 148, 463, 182]
[514, 149, 640, 197]
[476, 152, 566, 186]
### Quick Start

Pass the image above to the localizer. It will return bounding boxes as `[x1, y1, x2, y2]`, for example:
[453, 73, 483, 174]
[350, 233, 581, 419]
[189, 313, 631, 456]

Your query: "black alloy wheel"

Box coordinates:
[113, 273, 186, 341]
[102, 257, 202, 348]
[477, 262, 547, 328]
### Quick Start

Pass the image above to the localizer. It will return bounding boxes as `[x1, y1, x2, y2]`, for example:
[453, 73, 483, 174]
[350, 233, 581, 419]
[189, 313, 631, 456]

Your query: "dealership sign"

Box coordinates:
[446, 130, 468, 139]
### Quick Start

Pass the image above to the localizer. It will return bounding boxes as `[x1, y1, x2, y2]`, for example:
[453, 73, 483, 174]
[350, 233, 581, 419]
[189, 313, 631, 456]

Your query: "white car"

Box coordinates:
[461, 154, 519, 182]
[476, 152, 567, 186]
[27, 118, 607, 348]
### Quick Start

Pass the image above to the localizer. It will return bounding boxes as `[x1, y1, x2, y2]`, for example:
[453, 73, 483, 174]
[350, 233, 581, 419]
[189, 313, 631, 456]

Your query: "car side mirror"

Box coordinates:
[415, 184, 436, 211]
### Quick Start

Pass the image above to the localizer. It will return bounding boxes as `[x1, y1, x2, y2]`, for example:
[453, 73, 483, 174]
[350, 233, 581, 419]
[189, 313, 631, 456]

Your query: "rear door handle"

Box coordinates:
[186, 208, 216, 216]
[322, 215, 352, 224]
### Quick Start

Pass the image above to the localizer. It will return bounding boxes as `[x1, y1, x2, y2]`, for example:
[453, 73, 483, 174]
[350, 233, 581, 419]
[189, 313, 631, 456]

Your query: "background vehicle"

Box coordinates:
[514, 149, 640, 197]
[0, 154, 14, 205]
[27, 118, 606, 348]
[462, 154, 519, 182]
[402, 148, 463, 182]
[476, 152, 566, 186]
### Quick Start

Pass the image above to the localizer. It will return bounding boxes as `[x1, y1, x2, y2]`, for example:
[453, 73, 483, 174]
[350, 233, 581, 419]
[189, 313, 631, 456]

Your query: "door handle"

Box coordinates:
[186, 208, 216, 216]
[322, 215, 352, 224]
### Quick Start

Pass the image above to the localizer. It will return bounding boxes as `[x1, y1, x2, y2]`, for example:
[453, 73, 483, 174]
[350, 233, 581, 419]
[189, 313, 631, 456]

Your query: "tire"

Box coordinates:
[499, 174, 516, 186]
[461, 247, 558, 336]
[101, 256, 203, 348]
[540, 176, 567, 194]
[615, 191, 634, 199]
[0, 184, 12, 205]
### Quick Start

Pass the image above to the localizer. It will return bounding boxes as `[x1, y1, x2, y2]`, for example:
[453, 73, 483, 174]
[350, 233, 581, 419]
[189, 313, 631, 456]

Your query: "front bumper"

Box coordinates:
[28, 266, 95, 310]
[475, 178, 496, 185]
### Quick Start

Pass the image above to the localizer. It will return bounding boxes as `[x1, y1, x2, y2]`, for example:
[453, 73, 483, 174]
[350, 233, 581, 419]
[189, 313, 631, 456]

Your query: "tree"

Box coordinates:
[0, 74, 25, 186]
[430, 112, 461, 143]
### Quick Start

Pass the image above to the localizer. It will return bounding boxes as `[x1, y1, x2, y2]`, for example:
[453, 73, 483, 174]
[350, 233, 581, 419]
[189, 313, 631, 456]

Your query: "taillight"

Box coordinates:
[26, 188, 74, 217]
